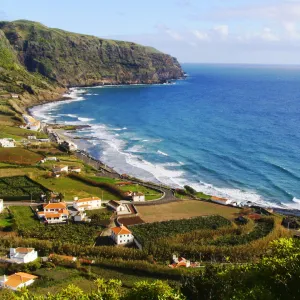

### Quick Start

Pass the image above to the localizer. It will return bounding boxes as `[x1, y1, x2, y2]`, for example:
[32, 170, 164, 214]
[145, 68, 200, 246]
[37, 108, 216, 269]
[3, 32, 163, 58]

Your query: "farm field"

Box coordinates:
[137, 200, 240, 223]
[88, 176, 163, 200]
[0, 208, 13, 229]
[0, 175, 49, 200]
[0, 125, 48, 140]
[9, 206, 38, 229]
[36, 176, 120, 201]
[0, 148, 43, 165]
[130, 215, 231, 246]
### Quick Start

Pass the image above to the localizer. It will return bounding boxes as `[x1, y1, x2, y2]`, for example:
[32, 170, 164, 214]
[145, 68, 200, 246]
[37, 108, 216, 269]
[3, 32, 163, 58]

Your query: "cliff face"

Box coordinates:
[0, 20, 184, 87]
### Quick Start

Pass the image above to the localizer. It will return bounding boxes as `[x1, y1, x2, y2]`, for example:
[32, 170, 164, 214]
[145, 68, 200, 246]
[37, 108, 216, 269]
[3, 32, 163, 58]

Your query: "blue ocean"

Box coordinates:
[31, 64, 300, 209]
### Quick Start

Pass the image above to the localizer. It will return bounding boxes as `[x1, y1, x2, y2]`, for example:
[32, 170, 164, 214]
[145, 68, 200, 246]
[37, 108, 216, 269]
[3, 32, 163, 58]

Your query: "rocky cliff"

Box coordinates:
[0, 20, 184, 87]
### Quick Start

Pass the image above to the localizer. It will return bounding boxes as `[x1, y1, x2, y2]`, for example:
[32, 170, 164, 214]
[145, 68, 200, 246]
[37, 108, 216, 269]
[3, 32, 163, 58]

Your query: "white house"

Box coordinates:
[211, 196, 230, 205]
[0, 199, 3, 213]
[22, 114, 41, 131]
[61, 140, 78, 151]
[37, 202, 69, 224]
[111, 225, 134, 245]
[52, 165, 69, 174]
[73, 197, 102, 211]
[0, 272, 38, 290]
[107, 200, 126, 212]
[9, 247, 38, 264]
[74, 211, 91, 223]
[124, 191, 145, 202]
[0, 138, 15, 148]
[27, 135, 37, 140]
[69, 166, 82, 173]
[169, 254, 191, 268]
[11, 94, 19, 99]
[132, 192, 145, 202]
[46, 157, 57, 162]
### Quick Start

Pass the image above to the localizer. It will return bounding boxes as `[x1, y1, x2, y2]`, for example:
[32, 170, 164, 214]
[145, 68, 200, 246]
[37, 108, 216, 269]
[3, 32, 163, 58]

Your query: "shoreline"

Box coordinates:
[27, 87, 300, 216]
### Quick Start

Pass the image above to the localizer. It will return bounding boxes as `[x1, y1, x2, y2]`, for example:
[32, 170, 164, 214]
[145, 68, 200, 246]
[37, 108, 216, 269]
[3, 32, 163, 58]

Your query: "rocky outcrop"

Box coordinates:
[0, 20, 184, 87]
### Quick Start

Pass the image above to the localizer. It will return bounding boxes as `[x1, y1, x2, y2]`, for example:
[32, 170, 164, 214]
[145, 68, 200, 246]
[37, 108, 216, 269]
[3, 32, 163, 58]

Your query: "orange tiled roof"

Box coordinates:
[5, 272, 38, 288]
[75, 197, 101, 203]
[211, 196, 228, 203]
[111, 225, 132, 235]
[15, 247, 34, 254]
[43, 202, 67, 209]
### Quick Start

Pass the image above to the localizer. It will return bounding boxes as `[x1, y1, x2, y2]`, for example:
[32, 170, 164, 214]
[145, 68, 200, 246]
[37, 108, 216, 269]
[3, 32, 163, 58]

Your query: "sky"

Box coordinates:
[2, 0, 300, 64]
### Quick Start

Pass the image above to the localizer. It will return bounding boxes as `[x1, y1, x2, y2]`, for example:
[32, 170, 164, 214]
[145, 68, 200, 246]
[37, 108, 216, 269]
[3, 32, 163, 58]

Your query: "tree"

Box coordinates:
[124, 280, 186, 300]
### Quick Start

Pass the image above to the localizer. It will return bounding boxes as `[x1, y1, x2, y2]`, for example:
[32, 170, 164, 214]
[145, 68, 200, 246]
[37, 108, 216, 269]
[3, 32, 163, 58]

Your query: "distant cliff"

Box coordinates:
[0, 20, 184, 87]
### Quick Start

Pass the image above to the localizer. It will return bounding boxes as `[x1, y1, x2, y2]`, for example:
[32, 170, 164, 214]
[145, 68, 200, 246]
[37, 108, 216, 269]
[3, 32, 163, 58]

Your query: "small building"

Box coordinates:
[52, 165, 69, 174]
[60, 140, 78, 152]
[132, 192, 145, 202]
[73, 197, 101, 211]
[0, 138, 15, 148]
[69, 166, 82, 173]
[27, 135, 37, 140]
[11, 94, 19, 99]
[0, 272, 38, 290]
[46, 157, 57, 162]
[9, 248, 38, 264]
[74, 211, 91, 223]
[107, 200, 126, 213]
[111, 225, 134, 245]
[0, 199, 3, 213]
[169, 254, 191, 268]
[22, 114, 41, 131]
[37, 202, 69, 224]
[211, 196, 230, 205]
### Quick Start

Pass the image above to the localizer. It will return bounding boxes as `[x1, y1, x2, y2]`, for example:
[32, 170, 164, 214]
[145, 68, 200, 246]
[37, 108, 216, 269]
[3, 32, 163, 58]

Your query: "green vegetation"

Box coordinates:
[0, 125, 48, 140]
[9, 206, 37, 229]
[0, 148, 43, 165]
[0, 208, 13, 229]
[36, 175, 120, 200]
[0, 176, 48, 200]
[9, 206, 101, 245]
[130, 216, 231, 246]
[88, 176, 162, 200]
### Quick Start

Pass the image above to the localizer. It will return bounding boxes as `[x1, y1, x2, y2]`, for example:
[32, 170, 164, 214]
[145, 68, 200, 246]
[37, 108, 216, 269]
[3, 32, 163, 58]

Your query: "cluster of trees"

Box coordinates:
[130, 216, 231, 246]
[181, 238, 300, 299]
[0, 279, 185, 300]
[143, 217, 288, 262]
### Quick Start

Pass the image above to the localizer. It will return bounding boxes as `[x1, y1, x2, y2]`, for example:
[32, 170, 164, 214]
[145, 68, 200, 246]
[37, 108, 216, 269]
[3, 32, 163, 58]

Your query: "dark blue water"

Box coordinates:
[31, 64, 300, 208]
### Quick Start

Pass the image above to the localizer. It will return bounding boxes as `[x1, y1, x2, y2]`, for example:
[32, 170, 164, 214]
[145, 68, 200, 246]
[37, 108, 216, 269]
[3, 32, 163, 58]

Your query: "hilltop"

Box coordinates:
[0, 20, 183, 118]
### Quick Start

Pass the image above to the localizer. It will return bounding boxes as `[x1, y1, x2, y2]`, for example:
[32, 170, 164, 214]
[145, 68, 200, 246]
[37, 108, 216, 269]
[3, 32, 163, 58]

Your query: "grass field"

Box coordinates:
[0, 125, 48, 140]
[89, 177, 163, 200]
[0, 148, 43, 165]
[31, 267, 97, 295]
[9, 206, 38, 228]
[138, 200, 240, 223]
[36, 176, 121, 201]
[0, 209, 13, 228]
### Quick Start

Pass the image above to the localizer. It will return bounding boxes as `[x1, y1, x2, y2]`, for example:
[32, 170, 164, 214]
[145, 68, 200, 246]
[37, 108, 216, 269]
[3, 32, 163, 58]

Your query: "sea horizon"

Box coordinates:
[30, 63, 300, 210]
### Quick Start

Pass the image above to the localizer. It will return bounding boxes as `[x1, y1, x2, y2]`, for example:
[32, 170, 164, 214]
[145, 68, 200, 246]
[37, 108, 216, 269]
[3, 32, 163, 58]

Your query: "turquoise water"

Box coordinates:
[31, 64, 300, 209]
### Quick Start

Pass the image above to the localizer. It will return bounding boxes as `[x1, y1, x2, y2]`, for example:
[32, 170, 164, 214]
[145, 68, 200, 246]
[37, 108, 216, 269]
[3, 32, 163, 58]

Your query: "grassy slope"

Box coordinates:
[138, 200, 240, 223]
[0, 20, 183, 88]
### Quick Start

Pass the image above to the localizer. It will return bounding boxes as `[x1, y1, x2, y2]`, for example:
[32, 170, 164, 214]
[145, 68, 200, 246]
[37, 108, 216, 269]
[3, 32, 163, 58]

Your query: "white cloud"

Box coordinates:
[192, 29, 209, 41]
[283, 21, 300, 40]
[259, 27, 280, 42]
[212, 25, 229, 40]
[156, 24, 183, 41]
